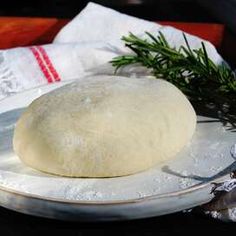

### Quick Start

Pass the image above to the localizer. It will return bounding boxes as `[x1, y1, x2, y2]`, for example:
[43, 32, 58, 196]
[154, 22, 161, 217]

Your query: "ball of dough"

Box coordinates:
[13, 76, 196, 177]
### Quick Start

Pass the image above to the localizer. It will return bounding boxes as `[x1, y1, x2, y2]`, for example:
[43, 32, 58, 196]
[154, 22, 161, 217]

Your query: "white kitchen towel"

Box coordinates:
[0, 2, 222, 100]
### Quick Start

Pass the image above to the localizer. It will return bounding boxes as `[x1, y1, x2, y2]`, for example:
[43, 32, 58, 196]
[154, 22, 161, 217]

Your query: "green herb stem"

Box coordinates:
[110, 31, 236, 130]
[110, 31, 236, 95]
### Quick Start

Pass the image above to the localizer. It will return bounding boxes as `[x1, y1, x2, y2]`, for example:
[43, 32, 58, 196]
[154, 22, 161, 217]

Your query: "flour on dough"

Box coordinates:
[13, 76, 196, 177]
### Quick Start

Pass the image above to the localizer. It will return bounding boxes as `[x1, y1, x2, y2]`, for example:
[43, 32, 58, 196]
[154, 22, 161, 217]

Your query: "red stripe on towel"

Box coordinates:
[29, 46, 53, 83]
[36, 46, 61, 82]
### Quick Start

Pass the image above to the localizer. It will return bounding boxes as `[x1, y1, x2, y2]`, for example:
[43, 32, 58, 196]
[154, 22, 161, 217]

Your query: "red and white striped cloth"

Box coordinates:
[0, 2, 222, 100]
[29, 46, 61, 83]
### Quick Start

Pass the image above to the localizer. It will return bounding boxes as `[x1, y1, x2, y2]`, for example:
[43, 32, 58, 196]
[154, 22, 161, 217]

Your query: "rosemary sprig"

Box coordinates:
[110, 32, 236, 130]
[111, 31, 236, 94]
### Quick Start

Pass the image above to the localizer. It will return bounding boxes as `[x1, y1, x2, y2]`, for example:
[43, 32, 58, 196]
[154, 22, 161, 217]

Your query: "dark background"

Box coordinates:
[0, 206, 235, 236]
[0, 0, 213, 20]
[0, 0, 235, 34]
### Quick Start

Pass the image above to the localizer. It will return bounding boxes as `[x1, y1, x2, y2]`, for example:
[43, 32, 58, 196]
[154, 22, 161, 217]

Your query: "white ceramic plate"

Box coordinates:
[0, 81, 235, 221]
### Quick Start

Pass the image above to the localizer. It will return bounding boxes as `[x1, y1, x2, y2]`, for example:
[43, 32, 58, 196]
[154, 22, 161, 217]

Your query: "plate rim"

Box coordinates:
[0, 81, 232, 206]
[0, 174, 229, 205]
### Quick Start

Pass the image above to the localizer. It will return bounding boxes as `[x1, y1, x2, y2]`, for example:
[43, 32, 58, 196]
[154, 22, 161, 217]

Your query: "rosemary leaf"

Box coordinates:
[110, 31, 236, 130]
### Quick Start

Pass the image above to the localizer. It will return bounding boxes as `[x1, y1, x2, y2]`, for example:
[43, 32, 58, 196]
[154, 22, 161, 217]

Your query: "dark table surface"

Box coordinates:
[0, 206, 234, 236]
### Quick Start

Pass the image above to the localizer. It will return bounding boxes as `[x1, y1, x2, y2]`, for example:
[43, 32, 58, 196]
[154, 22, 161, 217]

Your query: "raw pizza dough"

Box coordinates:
[13, 76, 196, 177]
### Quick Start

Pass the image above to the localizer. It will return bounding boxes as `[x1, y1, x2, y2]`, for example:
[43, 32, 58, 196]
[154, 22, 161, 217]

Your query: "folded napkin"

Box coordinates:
[0, 2, 222, 100]
[0, 1, 235, 221]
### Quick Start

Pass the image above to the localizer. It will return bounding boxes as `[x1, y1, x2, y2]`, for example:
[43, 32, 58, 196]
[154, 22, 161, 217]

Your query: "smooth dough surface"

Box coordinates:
[13, 76, 196, 177]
